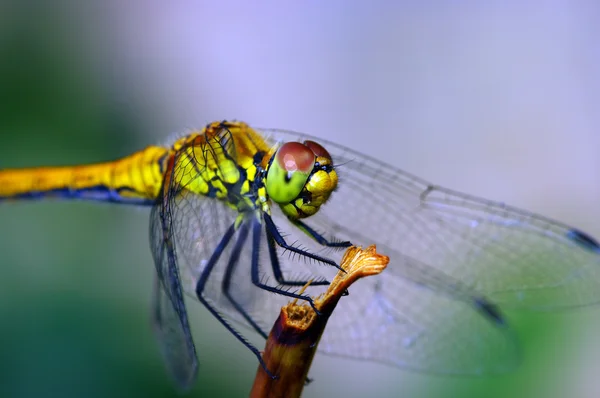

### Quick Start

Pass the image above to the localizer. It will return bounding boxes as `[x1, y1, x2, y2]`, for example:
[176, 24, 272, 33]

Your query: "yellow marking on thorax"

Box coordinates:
[169, 121, 274, 210]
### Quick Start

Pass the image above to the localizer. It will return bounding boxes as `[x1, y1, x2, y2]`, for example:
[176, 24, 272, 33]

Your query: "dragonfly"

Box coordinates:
[1, 120, 599, 390]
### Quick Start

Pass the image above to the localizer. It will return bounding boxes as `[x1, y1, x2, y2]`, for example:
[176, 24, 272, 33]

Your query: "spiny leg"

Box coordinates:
[254, 218, 323, 315]
[283, 219, 351, 296]
[266, 231, 329, 287]
[288, 219, 352, 295]
[290, 218, 352, 248]
[195, 222, 276, 379]
[263, 213, 345, 273]
[221, 220, 269, 340]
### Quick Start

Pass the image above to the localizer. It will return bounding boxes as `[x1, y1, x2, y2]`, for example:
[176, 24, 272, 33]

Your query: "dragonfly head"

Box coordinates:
[265, 140, 338, 219]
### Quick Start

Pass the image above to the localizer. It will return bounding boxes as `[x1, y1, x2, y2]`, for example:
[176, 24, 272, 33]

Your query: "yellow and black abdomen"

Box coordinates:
[0, 146, 170, 205]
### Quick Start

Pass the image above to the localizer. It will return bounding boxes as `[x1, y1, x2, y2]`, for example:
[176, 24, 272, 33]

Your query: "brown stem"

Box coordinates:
[249, 245, 389, 398]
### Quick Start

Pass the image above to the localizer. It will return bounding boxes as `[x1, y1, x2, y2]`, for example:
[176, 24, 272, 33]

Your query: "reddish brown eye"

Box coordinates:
[304, 140, 332, 161]
[275, 142, 315, 173]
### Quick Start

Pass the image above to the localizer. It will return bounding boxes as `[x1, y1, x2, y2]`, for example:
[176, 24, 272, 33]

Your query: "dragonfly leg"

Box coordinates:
[244, 219, 322, 315]
[288, 219, 351, 295]
[220, 221, 269, 340]
[263, 213, 345, 273]
[290, 218, 352, 248]
[266, 232, 330, 287]
[195, 221, 277, 379]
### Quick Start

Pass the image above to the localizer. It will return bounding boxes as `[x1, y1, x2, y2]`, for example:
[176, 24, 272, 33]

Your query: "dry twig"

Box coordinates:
[250, 245, 389, 398]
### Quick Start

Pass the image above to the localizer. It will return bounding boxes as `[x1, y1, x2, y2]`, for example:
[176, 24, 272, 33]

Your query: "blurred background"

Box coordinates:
[1, 1, 599, 397]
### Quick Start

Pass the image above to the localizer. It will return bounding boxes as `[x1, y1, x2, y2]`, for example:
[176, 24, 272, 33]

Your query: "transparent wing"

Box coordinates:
[266, 202, 520, 375]
[148, 130, 248, 389]
[260, 127, 600, 373]
[319, 261, 520, 374]
[262, 127, 600, 309]
[149, 203, 198, 391]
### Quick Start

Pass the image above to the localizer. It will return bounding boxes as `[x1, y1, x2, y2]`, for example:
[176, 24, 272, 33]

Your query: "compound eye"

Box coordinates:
[304, 140, 332, 162]
[265, 142, 315, 204]
[276, 142, 315, 174]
